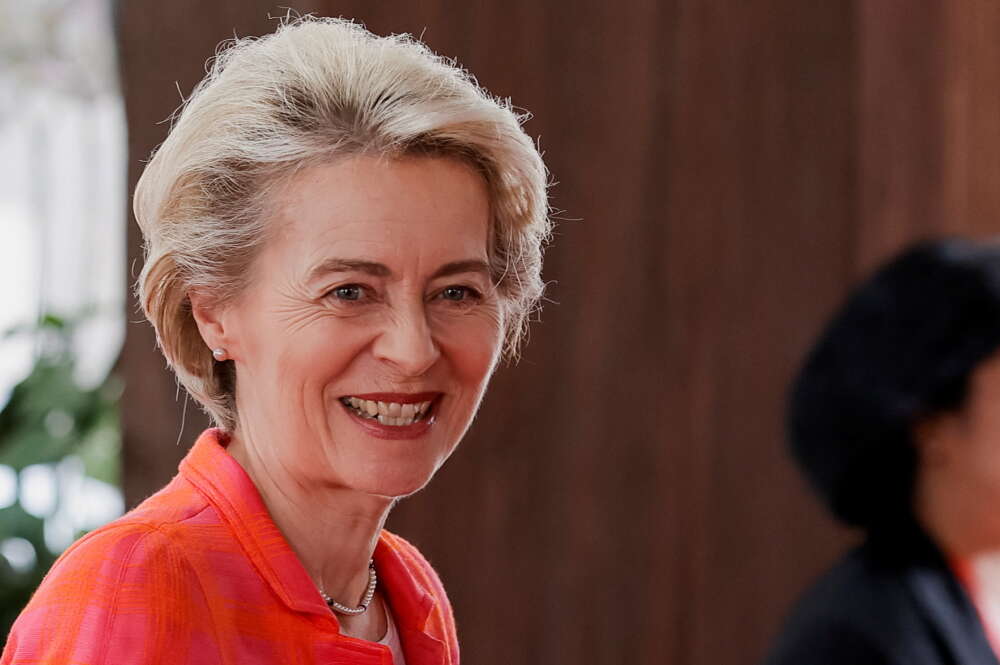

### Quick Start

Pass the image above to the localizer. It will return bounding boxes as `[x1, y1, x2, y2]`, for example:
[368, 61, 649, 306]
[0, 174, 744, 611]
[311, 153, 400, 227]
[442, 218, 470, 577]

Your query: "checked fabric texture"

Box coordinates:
[2, 429, 458, 664]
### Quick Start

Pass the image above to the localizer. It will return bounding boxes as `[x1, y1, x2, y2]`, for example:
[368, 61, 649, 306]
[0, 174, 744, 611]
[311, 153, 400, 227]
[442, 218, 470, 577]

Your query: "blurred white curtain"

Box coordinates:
[0, 0, 125, 402]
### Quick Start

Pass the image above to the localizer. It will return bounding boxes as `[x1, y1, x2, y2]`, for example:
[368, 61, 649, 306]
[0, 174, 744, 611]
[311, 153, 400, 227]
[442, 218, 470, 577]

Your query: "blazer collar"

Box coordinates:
[879, 525, 1000, 665]
[906, 566, 999, 665]
[179, 429, 333, 617]
[179, 428, 446, 661]
[375, 535, 448, 664]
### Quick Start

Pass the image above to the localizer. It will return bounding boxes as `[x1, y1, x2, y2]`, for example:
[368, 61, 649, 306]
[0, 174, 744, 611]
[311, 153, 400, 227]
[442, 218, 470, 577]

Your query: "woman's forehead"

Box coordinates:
[261, 156, 491, 274]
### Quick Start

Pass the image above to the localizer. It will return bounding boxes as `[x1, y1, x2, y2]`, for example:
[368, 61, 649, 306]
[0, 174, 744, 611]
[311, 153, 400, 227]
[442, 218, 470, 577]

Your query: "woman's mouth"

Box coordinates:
[339, 395, 436, 427]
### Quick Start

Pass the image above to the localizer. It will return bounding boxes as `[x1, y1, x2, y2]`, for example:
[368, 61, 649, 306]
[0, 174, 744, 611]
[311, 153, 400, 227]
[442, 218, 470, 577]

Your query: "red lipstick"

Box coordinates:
[339, 392, 442, 440]
[347, 410, 436, 440]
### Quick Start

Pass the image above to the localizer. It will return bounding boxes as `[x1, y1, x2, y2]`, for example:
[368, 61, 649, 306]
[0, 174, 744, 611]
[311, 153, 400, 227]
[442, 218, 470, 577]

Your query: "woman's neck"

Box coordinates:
[917, 467, 1000, 654]
[915, 464, 1000, 559]
[224, 423, 394, 606]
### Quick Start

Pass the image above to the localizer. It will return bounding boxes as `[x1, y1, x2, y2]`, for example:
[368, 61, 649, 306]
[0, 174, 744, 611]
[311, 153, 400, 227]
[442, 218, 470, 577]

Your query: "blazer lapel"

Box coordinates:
[374, 537, 448, 665]
[903, 542, 999, 665]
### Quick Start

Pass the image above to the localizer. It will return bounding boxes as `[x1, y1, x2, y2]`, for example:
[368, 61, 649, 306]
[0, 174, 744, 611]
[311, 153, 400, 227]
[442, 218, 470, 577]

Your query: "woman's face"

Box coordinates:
[940, 353, 1000, 488]
[917, 350, 1000, 549]
[214, 155, 502, 498]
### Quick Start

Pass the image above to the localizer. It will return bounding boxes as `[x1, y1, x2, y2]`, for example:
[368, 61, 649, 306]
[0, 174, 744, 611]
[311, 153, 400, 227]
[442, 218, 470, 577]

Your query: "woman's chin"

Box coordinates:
[327, 419, 455, 498]
[345, 461, 442, 499]
[357, 475, 433, 500]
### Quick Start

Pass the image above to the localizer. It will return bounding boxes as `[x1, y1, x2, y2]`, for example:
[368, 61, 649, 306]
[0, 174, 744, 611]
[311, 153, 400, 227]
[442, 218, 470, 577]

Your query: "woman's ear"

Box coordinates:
[189, 290, 231, 355]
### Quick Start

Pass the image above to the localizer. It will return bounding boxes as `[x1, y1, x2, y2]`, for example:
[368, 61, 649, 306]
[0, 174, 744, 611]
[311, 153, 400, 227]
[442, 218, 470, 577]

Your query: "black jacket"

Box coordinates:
[765, 525, 1000, 665]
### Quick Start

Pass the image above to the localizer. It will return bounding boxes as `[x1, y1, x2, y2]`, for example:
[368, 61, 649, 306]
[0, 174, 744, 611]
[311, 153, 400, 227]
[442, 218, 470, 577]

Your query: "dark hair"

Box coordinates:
[789, 237, 1000, 531]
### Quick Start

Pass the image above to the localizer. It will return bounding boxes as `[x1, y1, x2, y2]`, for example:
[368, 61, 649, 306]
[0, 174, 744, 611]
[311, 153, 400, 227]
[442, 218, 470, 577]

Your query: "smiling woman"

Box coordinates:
[200, 156, 503, 501]
[1, 16, 550, 665]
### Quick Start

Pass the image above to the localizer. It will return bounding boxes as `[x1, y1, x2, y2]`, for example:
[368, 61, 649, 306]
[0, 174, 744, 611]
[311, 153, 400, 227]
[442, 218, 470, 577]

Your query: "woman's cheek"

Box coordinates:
[449, 314, 503, 378]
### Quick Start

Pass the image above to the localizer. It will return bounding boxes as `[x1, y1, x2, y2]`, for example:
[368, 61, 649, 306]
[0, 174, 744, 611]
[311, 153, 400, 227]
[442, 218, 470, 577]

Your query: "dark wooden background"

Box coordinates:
[117, 2, 1000, 663]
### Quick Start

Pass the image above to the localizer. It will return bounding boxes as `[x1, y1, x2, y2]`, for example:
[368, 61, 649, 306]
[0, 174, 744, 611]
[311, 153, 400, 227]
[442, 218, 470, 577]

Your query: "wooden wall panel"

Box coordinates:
[942, 0, 1000, 236]
[855, 0, 946, 272]
[118, 2, 1000, 663]
[659, 4, 857, 661]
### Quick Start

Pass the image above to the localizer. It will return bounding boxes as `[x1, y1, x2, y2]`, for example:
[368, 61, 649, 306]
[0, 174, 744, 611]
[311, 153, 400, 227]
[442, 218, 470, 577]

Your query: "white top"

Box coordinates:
[378, 605, 407, 665]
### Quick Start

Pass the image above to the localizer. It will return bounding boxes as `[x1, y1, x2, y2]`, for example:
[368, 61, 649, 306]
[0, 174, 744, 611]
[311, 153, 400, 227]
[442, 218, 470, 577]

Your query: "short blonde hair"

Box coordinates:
[135, 17, 550, 430]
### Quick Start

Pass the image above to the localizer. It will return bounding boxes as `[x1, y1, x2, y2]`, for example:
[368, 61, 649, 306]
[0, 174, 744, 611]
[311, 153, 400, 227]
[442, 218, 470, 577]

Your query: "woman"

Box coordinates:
[766, 238, 1000, 665]
[2, 17, 549, 664]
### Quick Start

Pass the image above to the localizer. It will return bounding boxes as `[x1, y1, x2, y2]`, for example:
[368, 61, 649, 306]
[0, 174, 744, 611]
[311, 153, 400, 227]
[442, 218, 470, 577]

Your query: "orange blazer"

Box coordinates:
[2, 429, 459, 664]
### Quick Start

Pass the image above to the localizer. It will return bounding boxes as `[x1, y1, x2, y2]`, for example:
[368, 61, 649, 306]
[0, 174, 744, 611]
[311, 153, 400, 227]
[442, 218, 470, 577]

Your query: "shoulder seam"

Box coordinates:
[97, 523, 222, 663]
[145, 521, 228, 658]
[97, 528, 159, 665]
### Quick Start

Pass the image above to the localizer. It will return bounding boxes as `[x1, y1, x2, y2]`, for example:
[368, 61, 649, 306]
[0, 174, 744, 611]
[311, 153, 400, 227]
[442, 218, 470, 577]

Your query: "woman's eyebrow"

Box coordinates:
[308, 258, 392, 281]
[307, 258, 489, 282]
[431, 260, 491, 279]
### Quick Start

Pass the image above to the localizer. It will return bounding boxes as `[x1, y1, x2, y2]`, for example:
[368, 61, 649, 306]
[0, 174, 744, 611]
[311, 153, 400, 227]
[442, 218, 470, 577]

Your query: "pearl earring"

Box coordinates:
[212, 348, 228, 361]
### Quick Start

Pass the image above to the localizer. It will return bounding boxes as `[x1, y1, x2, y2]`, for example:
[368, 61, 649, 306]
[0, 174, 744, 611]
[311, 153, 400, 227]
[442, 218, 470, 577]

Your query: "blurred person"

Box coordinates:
[766, 238, 1000, 664]
[2, 16, 549, 665]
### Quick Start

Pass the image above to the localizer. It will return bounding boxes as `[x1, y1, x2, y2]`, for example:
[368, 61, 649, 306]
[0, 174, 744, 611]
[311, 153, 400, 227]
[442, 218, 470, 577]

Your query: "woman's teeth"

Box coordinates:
[340, 397, 433, 426]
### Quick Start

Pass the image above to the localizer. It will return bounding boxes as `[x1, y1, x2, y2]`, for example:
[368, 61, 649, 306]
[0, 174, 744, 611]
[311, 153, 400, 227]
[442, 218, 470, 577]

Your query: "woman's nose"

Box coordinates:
[372, 306, 441, 377]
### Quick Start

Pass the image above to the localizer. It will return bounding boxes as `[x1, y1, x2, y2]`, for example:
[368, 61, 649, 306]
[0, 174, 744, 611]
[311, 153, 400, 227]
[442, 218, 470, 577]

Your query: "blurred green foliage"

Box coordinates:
[0, 313, 121, 638]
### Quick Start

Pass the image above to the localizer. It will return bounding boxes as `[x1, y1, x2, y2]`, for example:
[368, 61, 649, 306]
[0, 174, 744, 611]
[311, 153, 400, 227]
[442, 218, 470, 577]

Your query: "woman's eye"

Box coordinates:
[439, 286, 479, 302]
[331, 285, 363, 301]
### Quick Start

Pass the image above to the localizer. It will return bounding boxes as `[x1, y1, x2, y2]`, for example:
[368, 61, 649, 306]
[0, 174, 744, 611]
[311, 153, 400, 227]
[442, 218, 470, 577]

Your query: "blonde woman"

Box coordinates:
[2, 17, 549, 665]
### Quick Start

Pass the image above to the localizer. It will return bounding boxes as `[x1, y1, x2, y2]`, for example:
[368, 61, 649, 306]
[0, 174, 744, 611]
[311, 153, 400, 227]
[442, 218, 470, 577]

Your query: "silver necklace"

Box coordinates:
[320, 560, 377, 615]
